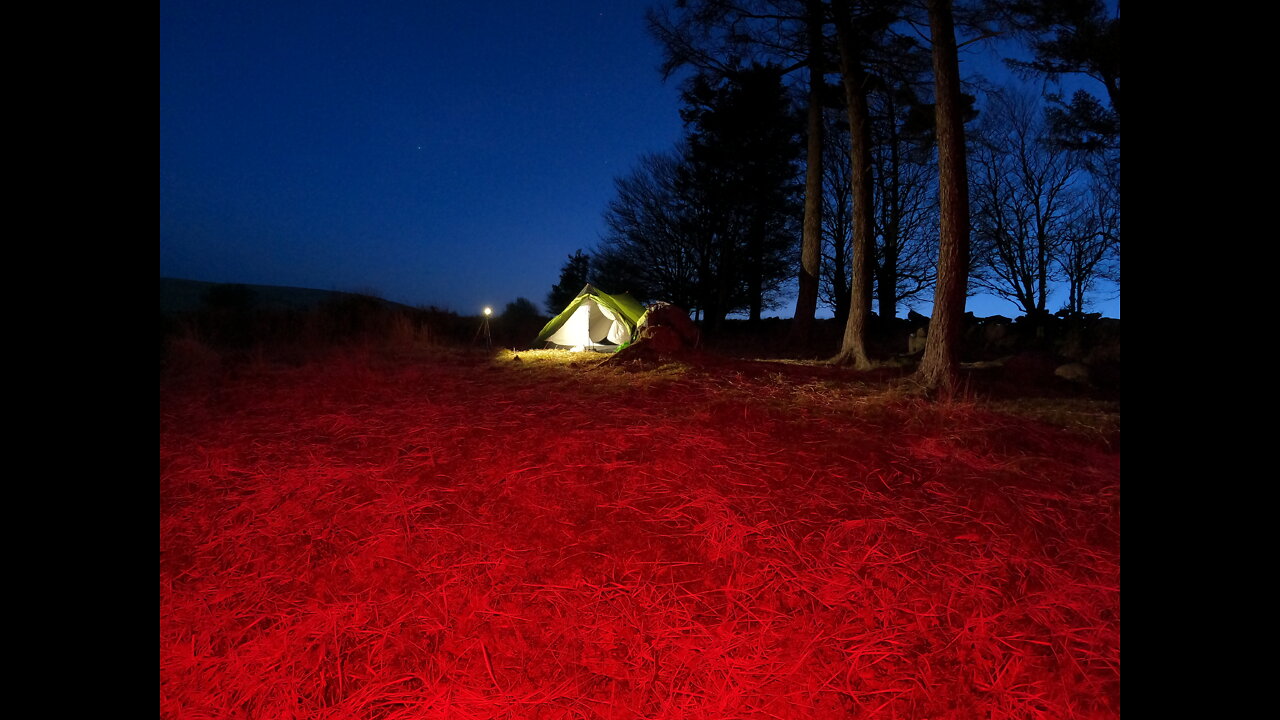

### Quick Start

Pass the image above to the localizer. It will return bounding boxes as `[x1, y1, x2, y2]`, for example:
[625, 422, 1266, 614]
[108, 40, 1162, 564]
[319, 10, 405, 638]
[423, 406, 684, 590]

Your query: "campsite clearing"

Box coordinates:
[161, 348, 1119, 719]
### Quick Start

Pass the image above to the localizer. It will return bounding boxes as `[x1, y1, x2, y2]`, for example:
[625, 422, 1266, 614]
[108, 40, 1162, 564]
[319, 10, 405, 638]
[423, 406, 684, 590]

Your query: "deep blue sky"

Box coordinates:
[160, 0, 1118, 319]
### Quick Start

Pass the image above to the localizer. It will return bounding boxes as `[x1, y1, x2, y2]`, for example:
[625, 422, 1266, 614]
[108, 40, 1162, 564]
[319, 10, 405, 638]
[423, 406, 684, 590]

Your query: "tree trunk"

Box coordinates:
[1037, 227, 1049, 314]
[1103, 72, 1120, 119]
[788, 0, 825, 347]
[831, 0, 874, 369]
[879, 100, 901, 321]
[748, 221, 764, 323]
[916, 0, 971, 392]
[877, 244, 898, 321]
[833, 229, 850, 326]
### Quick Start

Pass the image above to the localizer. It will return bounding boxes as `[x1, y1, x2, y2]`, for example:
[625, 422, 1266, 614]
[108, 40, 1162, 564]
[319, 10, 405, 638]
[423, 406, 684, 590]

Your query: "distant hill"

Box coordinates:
[160, 278, 417, 316]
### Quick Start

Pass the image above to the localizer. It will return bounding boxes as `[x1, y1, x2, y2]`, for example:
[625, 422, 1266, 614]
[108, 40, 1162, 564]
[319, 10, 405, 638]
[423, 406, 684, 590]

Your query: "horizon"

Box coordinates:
[160, 274, 1119, 322]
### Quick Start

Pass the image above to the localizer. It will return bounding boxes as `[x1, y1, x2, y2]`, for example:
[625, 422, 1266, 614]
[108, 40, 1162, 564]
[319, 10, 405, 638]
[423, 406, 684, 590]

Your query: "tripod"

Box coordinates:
[474, 311, 492, 349]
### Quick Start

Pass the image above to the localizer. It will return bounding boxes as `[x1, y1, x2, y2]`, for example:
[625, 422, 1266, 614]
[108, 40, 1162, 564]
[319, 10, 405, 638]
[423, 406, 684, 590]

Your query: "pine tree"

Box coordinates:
[545, 250, 591, 314]
[679, 65, 802, 329]
[915, 0, 972, 392]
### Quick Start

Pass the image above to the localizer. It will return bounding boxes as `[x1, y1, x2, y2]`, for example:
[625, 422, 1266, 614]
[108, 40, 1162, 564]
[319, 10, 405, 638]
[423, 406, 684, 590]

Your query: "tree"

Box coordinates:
[865, 35, 940, 321]
[999, 0, 1119, 152]
[595, 150, 702, 310]
[997, 0, 1119, 311]
[829, 0, 894, 368]
[545, 250, 591, 314]
[501, 297, 541, 321]
[648, 0, 942, 354]
[1057, 163, 1118, 314]
[819, 107, 854, 324]
[969, 88, 1086, 319]
[679, 65, 803, 327]
[595, 67, 800, 328]
[915, 0, 974, 392]
[820, 88, 941, 325]
[499, 297, 545, 350]
[648, 0, 829, 342]
[815, 18, 940, 327]
[790, 0, 830, 344]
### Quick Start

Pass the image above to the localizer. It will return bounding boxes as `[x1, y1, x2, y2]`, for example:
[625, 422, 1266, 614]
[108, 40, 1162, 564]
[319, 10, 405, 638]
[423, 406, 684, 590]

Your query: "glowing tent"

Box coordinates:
[535, 284, 648, 352]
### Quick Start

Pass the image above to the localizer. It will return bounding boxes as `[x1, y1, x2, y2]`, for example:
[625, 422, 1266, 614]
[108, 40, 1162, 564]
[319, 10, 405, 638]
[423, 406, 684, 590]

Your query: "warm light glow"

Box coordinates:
[484, 307, 492, 316]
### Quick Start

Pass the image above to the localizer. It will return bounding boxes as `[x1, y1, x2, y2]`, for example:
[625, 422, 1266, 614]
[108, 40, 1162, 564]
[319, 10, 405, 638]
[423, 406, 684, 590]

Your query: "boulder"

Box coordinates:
[983, 322, 1009, 345]
[907, 327, 928, 354]
[1054, 362, 1091, 385]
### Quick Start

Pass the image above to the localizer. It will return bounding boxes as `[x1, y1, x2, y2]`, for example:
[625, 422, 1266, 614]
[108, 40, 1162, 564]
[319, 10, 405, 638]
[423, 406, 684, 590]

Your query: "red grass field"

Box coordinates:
[160, 348, 1119, 719]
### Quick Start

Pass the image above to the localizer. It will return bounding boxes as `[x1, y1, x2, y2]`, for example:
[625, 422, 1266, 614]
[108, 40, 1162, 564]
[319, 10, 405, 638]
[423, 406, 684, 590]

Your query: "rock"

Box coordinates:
[983, 322, 1008, 345]
[907, 326, 928, 354]
[1054, 362, 1091, 385]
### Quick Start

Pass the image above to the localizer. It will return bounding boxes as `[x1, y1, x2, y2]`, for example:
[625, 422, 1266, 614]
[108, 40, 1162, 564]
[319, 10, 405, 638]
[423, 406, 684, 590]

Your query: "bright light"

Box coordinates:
[483, 307, 492, 316]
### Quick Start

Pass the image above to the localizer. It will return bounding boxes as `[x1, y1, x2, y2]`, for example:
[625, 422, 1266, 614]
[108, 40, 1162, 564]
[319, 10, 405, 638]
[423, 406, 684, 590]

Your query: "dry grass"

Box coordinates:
[161, 348, 1119, 719]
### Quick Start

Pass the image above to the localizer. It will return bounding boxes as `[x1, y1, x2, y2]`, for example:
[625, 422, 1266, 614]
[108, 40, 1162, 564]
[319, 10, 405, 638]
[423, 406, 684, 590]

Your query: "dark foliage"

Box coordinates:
[595, 150, 695, 307]
[545, 250, 591, 315]
[497, 297, 548, 350]
[678, 64, 803, 327]
[596, 65, 802, 328]
[998, 0, 1120, 151]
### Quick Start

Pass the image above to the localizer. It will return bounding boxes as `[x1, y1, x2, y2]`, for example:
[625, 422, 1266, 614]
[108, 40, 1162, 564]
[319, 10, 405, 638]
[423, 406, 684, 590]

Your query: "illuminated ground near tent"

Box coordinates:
[160, 349, 1119, 719]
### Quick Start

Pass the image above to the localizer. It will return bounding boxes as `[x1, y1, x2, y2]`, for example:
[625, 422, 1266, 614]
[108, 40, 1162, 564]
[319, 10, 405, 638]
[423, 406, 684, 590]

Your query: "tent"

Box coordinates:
[535, 284, 648, 352]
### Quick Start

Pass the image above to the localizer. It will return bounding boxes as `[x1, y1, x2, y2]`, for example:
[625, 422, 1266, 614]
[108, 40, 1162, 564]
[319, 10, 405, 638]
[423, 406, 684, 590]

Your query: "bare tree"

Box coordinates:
[1057, 162, 1118, 314]
[820, 84, 939, 324]
[819, 108, 854, 323]
[595, 150, 704, 311]
[969, 87, 1086, 319]
[867, 71, 939, 319]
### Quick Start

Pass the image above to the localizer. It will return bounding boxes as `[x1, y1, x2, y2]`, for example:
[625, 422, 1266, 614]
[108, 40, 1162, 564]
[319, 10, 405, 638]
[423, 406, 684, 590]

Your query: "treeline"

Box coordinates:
[552, 0, 1118, 389]
[161, 283, 478, 374]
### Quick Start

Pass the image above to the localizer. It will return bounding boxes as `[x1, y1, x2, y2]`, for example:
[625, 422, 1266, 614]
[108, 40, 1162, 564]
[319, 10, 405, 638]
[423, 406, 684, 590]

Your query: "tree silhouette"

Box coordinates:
[969, 88, 1085, 319]
[1000, 0, 1119, 151]
[679, 65, 802, 328]
[595, 150, 700, 309]
[792, 0, 831, 345]
[649, 0, 829, 343]
[1057, 160, 1118, 314]
[546, 250, 591, 314]
[503, 297, 541, 321]
[866, 35, 941, 321]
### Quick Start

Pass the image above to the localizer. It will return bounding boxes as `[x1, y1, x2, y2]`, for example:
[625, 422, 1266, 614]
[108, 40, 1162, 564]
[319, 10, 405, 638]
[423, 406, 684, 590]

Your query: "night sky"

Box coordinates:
[160, 0, 1118, 319]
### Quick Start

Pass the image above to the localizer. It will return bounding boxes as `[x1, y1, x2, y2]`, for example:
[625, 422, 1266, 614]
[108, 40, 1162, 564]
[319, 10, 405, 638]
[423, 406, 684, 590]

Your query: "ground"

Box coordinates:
[160, 347, 1120, 719]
